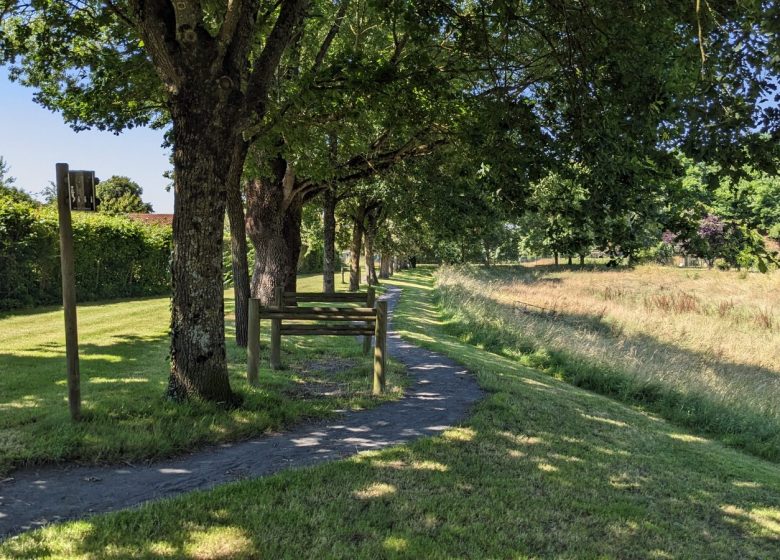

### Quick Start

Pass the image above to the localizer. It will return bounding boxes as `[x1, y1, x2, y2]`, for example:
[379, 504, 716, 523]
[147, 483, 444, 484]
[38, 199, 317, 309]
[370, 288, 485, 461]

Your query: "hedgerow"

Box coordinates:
[0, 195, 171, 310]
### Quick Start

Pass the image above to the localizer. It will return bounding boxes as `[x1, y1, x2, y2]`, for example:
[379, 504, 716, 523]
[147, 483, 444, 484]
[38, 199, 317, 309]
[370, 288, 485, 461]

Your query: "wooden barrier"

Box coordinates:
[246, 287, 387, 394]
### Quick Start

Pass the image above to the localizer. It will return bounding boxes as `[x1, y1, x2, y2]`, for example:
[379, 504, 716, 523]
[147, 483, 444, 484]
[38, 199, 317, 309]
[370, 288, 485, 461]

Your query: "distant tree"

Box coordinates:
[38, 181, 57, 205]
[713, 171, 780, 235]
[0, 156, 15, 188]
[518, 170, 595, 265]
[96, 176, 152, 214]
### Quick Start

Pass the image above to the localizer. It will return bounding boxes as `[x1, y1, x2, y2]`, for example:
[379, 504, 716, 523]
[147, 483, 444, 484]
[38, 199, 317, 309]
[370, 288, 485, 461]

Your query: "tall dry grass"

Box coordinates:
[435, 263, 780, 459]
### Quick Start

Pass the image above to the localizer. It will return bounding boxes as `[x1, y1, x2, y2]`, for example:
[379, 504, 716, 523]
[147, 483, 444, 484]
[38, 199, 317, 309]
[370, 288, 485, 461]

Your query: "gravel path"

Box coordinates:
[0, 287, 483, 539]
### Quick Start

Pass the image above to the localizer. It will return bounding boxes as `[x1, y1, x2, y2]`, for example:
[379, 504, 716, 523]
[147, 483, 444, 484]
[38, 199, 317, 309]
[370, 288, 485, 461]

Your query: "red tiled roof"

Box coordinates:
[127, 213, 174, 226]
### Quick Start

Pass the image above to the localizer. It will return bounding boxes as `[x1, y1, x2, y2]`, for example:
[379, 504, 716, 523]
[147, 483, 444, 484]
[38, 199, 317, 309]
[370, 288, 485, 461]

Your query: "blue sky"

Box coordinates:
[0, 73, 174, 213]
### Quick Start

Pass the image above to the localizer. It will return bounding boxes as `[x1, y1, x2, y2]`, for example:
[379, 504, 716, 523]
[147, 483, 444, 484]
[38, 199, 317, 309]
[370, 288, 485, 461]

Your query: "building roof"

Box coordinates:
[127, 213, 174, 226]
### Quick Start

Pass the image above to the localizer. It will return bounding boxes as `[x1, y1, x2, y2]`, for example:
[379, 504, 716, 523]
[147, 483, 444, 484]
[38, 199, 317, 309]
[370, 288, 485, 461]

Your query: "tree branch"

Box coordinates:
[245, 0, 309, 118]
[127, 0, 182, 91]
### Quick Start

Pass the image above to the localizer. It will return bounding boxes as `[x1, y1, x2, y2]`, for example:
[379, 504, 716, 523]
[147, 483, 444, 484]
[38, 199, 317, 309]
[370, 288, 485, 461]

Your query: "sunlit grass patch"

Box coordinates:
[0, 274, 405, 475]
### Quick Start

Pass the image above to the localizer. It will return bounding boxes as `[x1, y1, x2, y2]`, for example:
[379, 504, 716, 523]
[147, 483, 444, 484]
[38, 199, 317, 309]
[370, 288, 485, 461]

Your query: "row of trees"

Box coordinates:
[2, 1, 778, 405]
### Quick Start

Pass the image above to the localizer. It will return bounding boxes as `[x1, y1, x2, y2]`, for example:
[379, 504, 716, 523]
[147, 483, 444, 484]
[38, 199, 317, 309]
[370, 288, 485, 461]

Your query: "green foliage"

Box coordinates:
[298, 202, 324, 274]
[518, 169, 594, 260]
[770, 223, 780, 242]
[712, 171, 780, 234]
[0, 155, 16, 187]
[0, 199, 171, 310]
[96, 175, 153, 214]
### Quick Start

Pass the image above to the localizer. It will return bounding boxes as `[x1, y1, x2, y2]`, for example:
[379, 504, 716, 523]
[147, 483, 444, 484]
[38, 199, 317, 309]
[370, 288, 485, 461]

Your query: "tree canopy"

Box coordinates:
[2, 0, 778, 403]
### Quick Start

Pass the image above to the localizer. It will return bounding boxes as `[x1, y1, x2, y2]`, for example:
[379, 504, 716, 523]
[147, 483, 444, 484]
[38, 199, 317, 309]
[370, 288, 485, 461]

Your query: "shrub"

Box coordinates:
[0, 197, 172, 310]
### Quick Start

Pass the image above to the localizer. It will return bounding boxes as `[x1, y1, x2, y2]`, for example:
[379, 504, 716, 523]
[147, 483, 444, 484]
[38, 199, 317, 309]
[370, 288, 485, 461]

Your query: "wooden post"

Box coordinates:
[56, 163, 81, 421]
[270, 286, 283, 370]
[247, 298, 260, 385]
[363, 287, 375, 355]
[373, 300, 387, 395]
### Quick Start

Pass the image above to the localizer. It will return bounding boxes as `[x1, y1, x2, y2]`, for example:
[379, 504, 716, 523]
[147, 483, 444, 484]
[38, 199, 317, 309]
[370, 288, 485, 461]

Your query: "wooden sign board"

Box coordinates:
[68, 170, 98, 211]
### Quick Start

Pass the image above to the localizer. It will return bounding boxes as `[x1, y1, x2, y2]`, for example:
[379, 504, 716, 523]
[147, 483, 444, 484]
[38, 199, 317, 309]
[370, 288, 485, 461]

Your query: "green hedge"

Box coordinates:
[0, 196, 172, 311]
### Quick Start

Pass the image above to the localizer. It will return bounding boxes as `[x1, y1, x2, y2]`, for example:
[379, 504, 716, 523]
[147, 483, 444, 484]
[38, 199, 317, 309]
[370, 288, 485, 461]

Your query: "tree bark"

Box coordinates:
[167, 108, 235, 404]
[349, 218, 363, 291]
[283, 197, 303, 295]
[483, 239, 492, 267]
[246, 155, 305, 305]
[322, 188, 337, 293]
[379, 252, 391, 279]
[129, 0, 308, 405]
[246, 157, 291, 306]
[226, 141, 250, 347]
[364, 230, 378, 285]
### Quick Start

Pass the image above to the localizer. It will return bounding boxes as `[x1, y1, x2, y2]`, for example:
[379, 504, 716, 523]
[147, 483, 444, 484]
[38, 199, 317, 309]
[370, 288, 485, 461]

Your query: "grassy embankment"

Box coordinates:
[2, 268, 779, 559]
[0, 274, 404, 476]
[435, 263, 780, 461]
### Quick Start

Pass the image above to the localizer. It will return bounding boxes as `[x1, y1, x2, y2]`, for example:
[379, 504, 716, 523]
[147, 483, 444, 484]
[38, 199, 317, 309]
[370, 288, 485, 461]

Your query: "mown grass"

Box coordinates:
[0, 274, 404, 476]
[434, 263, 780, 462]
[2, 268, 779, 558]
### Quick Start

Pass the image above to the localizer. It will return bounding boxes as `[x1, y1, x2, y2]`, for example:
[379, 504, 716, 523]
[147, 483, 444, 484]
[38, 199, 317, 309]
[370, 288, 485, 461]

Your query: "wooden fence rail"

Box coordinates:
[246, 287, 387, 394]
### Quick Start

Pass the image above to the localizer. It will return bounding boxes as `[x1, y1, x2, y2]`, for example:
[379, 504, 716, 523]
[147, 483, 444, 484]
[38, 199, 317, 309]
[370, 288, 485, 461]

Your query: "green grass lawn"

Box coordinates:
[0, 274, 404, 475]
[3, 268, 779, 558]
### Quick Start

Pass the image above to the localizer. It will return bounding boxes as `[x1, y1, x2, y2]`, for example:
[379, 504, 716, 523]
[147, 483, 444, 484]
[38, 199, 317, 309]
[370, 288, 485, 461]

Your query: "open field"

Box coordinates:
[0, 274, 404, 475]
[2, 269, 779, 559]
[435, 263, 780, 460]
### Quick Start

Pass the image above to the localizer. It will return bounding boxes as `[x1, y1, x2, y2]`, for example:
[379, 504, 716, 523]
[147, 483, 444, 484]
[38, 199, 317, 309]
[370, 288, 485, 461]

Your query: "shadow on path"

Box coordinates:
[0, 287, 483, 538]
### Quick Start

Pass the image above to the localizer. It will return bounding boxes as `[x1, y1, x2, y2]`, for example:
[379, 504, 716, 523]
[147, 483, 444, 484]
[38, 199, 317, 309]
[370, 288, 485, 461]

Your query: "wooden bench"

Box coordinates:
[246, 287, 388, 395]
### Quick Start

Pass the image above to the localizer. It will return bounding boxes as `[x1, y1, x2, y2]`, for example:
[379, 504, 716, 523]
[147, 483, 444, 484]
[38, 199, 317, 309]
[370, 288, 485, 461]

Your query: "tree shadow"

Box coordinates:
[8, 367, 779, 558]
[2, 269, 779, 558]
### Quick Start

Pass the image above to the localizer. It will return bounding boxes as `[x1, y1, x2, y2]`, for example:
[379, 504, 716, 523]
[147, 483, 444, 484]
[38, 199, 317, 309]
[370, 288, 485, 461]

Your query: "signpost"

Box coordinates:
[56, 163, 98, 421]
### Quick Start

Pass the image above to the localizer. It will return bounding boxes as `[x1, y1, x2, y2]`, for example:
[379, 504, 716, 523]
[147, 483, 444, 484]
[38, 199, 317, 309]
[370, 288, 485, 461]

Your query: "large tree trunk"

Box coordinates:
[246, 157, 291, 306]
[283, 197, 303, 295]
[246, 156, 305, 305]
[379, 252, 391, 279]
[364, 231, 378, 285]
[322, 188, 337, 293]
[167, 109, 236, 404]
[349, 219, 363, 292]
[132, 0, 308, 405]
[226, 141, 250, 347]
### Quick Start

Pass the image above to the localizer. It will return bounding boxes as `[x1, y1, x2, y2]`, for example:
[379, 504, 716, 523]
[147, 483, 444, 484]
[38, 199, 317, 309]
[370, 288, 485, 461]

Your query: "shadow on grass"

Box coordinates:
[4, 271, 779, 557]
[0, 306, 402, 476]
[5, 269, 776, 558]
